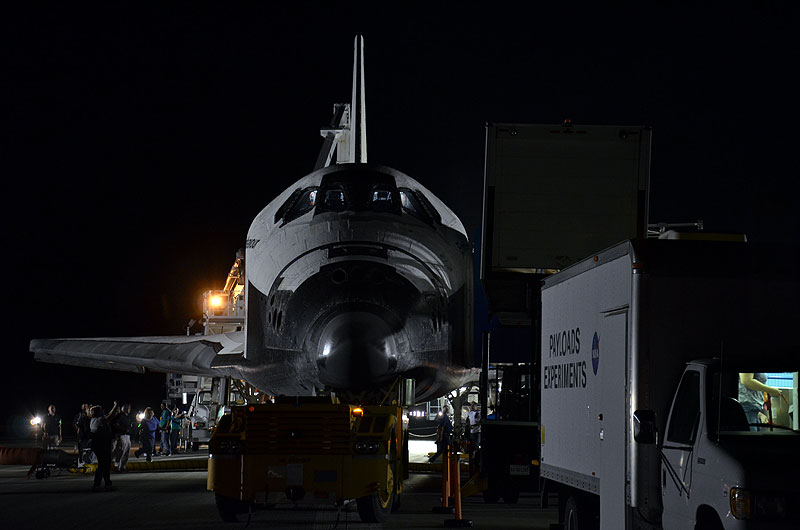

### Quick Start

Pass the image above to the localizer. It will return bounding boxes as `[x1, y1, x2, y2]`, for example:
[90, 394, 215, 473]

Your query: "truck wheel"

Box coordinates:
[483, 478, 500, 503]
[564, 495, 590, 530]
[215, 494, 249, 523]
[503, 484, 520, 504]
[390, 493, 401, 513]
[695, 506, 724, 530]
[192, 442, 200, 451]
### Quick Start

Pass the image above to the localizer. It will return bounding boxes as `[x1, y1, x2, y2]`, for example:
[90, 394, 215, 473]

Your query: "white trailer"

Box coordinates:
[540, 238, 799, 529]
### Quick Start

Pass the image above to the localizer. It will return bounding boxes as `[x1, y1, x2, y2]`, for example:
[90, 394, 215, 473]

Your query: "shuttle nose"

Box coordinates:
[317, 312, 397, 389]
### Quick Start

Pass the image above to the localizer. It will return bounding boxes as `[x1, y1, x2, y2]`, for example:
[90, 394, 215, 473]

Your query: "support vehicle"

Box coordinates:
[540, 238, 800, 529]
[208, 384, 412, 523]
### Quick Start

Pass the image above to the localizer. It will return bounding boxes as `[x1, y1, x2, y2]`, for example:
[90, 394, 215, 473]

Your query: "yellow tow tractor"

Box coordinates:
[208, 392, 408, 523]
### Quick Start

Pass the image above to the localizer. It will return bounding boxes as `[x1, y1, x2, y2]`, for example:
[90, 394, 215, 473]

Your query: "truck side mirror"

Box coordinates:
[633, 409, 657, 444]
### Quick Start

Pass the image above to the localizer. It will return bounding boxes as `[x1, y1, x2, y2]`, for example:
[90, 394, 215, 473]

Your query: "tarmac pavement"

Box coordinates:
[0, 440, 559, 530]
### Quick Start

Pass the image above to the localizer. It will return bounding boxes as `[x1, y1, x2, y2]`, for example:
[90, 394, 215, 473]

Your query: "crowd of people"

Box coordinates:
[39, 401, 186, 491]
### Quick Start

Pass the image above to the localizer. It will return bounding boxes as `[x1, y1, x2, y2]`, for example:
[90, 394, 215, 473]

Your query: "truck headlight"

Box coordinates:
[731, 488, 787, 520]
[730, 488, 751, 519]
[30, 416, 41, 426]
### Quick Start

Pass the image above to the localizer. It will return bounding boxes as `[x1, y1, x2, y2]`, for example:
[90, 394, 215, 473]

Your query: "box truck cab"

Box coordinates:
[540, 239, 800, 530]
[653, 361, 798, 529]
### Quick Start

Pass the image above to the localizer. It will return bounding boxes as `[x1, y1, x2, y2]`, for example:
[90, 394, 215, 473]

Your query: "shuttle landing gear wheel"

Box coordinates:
[215, 494, 249, 523]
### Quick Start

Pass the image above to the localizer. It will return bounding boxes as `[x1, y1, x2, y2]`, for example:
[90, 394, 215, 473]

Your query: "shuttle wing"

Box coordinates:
[30, 332, 244, 377]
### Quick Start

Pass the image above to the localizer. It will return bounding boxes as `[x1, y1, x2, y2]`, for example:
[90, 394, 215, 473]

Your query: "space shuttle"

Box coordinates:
[30, 36, 477, 403]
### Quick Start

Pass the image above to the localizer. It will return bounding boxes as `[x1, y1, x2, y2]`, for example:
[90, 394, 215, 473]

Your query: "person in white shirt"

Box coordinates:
[467, 402, 481, 448]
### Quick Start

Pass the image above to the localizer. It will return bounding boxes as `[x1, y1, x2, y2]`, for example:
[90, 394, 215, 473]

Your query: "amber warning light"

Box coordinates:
[352, 407, 364, 417]
[209, 295, 224, 308]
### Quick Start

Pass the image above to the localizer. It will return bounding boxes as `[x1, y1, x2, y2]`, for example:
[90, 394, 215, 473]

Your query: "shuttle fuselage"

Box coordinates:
[243, 163, 474, 402]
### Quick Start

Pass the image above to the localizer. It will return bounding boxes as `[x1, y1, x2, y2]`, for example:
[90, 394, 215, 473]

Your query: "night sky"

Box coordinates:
[4, 4, 798, 434]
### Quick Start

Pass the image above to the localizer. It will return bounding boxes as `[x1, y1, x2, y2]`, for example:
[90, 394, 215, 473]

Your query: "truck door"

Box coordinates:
[599, 311, 628, 529]
[661, 368, 702, 530]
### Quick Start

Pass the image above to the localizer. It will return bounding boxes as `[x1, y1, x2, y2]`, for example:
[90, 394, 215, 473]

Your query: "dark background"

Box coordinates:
[3, 3, 797, 435]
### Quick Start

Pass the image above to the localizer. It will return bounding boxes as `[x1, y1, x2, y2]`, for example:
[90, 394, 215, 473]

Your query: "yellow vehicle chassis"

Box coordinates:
[208, 401, 404, 508]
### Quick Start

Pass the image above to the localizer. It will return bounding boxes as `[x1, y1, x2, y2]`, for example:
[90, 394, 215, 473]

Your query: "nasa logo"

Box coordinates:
[591, 332, 600, 375]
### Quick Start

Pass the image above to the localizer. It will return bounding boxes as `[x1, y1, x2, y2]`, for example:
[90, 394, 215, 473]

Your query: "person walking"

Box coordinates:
[169, 406, 185, 456]
[467, 402, 481, 449]
[427, 405, 454, 463]
[156, 403, 172, 456]
[41, 404, 62, 450]
[111, 404, 134, 471]
[74, 404, 93, 464]
[134, 408, 158, 462]
[90, 405, 113, 491]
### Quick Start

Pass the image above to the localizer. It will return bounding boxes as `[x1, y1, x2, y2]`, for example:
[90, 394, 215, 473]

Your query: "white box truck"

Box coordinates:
[540, 238, 799, 529]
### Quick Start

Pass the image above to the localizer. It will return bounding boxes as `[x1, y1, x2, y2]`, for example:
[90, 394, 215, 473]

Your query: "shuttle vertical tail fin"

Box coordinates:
[350, 34, 367, 164]
[315, 35, 367, 169]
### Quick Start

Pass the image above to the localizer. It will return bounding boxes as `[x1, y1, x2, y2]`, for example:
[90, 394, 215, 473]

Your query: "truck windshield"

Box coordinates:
[198, 391, 212, 405]
[710, 369, 798, 434]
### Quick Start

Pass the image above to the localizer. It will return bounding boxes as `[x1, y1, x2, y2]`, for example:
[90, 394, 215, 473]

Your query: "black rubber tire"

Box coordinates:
[358, 434, 396, 523]
[503, 484, 520, 504]
[390, 492, 401, 513]
[695, 507, 724, 530]
[564, 495, 584, 530]
[357, 492, 393, 523]
[192, 442, 200, 451]
[215, 494, 249, 523]
[482, 483, 500, 504]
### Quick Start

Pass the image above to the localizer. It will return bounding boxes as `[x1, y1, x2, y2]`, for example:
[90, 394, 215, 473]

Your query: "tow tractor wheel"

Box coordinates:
[215, 494, 249, 523]
[356, 488, 394, 523]
[356, 436, 396, 523]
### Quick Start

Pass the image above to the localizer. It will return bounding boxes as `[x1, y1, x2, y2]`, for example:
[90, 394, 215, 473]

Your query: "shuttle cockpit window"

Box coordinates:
[415, 190, 442, 225]
[399, 190, 418, 213]
[275, 187, 318, 225]
[398, 188, 434, 224]
[316, 171, 401, 214]
[371, 188, 394, 212]
[323, 187, 347, 211]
